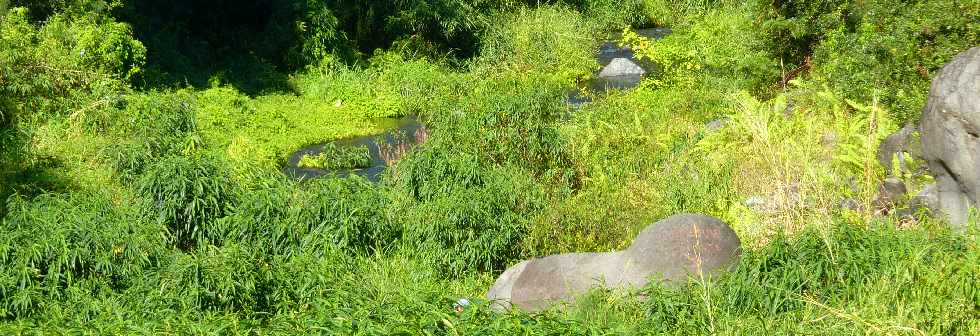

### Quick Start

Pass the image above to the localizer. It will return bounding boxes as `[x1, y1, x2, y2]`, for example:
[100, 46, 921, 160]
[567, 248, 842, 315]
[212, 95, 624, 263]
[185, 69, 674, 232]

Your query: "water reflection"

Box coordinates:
[283, 116, 427, 182]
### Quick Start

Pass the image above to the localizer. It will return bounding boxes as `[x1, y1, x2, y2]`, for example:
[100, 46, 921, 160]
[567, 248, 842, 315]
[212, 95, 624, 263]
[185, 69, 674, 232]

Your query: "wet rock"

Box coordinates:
[598, 58, 646, 78]
[487, 214, 741, 312]
[920, 47, 980, 231]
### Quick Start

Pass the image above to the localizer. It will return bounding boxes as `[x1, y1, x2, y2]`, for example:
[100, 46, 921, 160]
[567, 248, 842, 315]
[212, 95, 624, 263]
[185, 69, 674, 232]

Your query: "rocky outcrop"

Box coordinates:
[486, 214, 741, 312]
[920, 47, 980, 231]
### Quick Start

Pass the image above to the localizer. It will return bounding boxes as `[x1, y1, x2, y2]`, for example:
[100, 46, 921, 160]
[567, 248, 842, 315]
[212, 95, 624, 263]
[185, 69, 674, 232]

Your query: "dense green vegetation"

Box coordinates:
[298, 144, 371, 170]
[1, 0, 978, 333]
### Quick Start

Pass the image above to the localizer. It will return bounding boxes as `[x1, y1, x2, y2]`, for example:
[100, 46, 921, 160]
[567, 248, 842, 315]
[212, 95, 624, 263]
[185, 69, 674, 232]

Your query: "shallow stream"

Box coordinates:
[284, 28, 670, 181]
[567, 27, 671, 108]
[282, 116, 427, 182]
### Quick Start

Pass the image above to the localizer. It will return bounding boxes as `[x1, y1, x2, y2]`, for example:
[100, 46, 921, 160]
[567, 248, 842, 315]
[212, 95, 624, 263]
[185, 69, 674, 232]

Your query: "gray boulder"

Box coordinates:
[920, 47, 980, 231]
[486, 214, 741, 312]
[877, 124, 916, 176]
[598, 58, 646, 78]
[910, 184, 941, 215]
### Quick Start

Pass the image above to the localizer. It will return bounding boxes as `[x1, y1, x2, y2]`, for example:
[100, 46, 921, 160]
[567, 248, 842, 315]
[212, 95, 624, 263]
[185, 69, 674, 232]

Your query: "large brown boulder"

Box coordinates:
[486, 214, 741, 312]
[920, 47, 980, 231]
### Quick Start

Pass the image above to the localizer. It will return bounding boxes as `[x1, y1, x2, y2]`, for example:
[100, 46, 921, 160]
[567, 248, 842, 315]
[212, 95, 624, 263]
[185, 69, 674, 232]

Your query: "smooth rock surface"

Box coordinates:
[487, 214, 741, 312]
[920, 47, 980, 231]
[598, 58, 646, 78]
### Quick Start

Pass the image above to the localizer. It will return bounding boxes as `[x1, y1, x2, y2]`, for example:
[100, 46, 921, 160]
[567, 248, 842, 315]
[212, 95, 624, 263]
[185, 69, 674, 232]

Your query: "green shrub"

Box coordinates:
[101, 91, 198, 177]
[220, 172, 395, 255]
[761, 0, 980, 123]
[0, 7, 142, 139]
[137, 155, 236, 249]
[628, 5, 779, 94]
[394, 148, 547, 274]
[74, 20, 145, 80]
[0, 8, 141, 202]
[427, 72, 572, 175]
[642, 0, 725, 27]
[475, 6, 596, 82]
[579, 0, 646, 29]
[0, 191, 168, 318]
[5, 1, 117, 21]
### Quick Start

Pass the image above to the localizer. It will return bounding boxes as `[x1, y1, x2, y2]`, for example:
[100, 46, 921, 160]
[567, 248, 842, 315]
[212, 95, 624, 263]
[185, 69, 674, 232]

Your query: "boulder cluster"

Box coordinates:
[488, 46, 980, 315]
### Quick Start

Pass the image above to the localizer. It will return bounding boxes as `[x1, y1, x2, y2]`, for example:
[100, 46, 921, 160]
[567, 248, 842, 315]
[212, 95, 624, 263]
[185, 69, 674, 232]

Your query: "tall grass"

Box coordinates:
[1, 1, 978, 333]
[138, 155, 236, 249]
[0, 191, 169, 318]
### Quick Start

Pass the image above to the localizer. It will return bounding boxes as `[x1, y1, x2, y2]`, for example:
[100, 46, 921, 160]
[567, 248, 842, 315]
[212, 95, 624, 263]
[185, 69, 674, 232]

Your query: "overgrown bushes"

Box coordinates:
[0, 7, 143, 120]
[102, 91, 198, 177]
[0, 191, 168, 318]
[1, 0, 978, 333]
[138, 155, 235, 249]
[761, 0, 980, 123]
[0, 5, 144, 214]
[222, 173, 395, 255]
[474, 6, 596, 82]
[394, 150, 547, 274]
